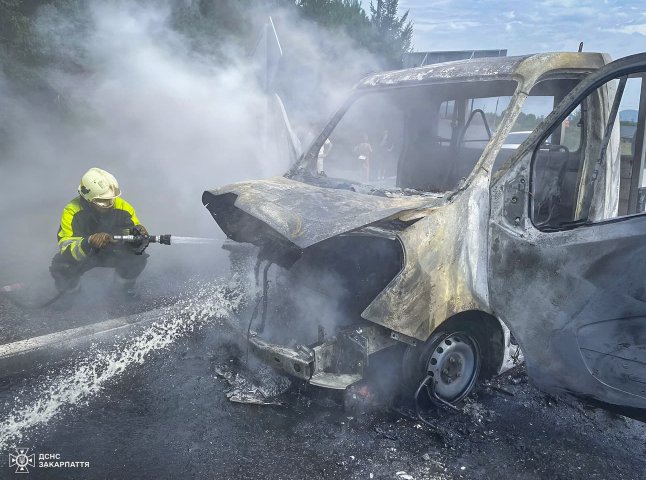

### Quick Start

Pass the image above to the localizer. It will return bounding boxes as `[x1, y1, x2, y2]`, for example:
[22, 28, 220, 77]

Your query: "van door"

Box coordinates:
[489, 53, 646, 419]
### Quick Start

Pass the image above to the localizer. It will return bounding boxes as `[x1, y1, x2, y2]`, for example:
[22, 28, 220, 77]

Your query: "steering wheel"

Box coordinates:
[546, 143, 570, 154]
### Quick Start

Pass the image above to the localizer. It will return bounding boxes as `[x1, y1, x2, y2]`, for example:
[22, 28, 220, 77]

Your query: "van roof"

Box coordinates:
[357, 52, 608, 89]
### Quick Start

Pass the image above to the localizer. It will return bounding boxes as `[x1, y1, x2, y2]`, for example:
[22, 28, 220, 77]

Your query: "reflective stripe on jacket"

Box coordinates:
[57, 196, 141, 262]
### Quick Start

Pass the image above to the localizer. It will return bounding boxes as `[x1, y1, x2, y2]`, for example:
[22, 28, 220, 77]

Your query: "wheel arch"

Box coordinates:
[432, 310, 506, 379]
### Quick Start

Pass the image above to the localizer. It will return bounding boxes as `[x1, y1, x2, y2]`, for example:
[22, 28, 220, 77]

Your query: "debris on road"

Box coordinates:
[213, 355, 291, 405]
[396, 470, 414, 479]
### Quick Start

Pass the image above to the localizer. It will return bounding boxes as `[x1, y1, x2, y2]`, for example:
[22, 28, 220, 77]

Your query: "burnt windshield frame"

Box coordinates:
[287, 79, 522, 194]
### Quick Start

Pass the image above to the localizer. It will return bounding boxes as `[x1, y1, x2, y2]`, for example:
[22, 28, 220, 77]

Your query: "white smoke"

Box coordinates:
[0, 0, 380, 288]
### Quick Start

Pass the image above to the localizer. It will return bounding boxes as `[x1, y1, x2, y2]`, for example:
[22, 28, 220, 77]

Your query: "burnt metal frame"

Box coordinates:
[488, 53, 646, 416]
[522, 54, 646, 231]
[528, 77, 628, 230]
[627, 75, 646, 214]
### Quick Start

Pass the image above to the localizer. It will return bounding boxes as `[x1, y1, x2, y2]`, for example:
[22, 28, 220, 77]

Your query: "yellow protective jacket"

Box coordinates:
[57, 196, 141, 262]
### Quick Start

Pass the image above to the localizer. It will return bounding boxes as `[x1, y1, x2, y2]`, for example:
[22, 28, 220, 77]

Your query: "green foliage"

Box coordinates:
[485, 111, 547, 133]
[368, 0, 412, 68]
[296, 0, 369, 31]
[0, 0, 38, 62]
[513, 112, 543, 131]
[0, 0, 91, 66]
[562, 108, 582, 150]
[1, 0, 415, 71]
[169, 0, 258, 58]
[295, 0, 413, 69]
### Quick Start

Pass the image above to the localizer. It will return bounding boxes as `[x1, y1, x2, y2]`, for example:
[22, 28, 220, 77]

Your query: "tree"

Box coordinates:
[169, 0, 258, 59]
[0, 0, 39, 62]
[295, 0, 412, 69]
[369, 0, 413, 69]
[295, 0, 372, 46]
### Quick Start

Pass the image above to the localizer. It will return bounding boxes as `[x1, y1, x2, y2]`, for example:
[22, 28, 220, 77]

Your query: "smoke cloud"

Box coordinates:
[0, 0, 380, 291]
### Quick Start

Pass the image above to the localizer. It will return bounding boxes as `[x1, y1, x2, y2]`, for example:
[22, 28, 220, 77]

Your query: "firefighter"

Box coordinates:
[49, 167, 148, 298]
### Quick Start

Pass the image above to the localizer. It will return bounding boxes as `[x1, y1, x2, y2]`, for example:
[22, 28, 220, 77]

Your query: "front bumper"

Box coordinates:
[247, 324, 398, 390]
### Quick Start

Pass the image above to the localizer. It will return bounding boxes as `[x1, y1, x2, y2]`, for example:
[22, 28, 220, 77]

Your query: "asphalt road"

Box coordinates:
[0, 304, 644, 480]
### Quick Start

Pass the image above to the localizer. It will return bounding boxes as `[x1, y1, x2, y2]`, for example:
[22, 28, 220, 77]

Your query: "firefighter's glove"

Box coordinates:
[88, 232, 115, 250]
[131, 224, 149, 237]
[130, 225, 150, 255]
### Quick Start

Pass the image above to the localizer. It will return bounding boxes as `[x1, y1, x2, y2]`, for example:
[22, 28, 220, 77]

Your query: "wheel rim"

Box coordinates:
[426, 332, 480, 403]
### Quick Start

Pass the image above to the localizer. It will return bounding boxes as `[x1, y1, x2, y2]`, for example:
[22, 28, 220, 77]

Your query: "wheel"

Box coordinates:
[403, 330, 482, 404]
[426, 332, 481, 403]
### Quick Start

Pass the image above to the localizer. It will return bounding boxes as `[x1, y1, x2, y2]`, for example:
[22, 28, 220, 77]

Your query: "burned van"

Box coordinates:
[203, 52, 646, 419]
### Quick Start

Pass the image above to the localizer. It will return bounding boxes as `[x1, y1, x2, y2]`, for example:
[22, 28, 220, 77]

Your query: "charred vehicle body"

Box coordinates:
[204, 52, 646, 419]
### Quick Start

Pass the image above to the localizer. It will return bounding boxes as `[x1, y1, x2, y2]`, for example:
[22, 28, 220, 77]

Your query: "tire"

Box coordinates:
[402, 328, 482, 404]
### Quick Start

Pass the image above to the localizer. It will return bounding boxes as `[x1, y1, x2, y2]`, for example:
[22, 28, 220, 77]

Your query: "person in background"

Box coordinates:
[50, 167, 149, 299]
[353, 134, 373, 182]
[376, 129, 394, 180]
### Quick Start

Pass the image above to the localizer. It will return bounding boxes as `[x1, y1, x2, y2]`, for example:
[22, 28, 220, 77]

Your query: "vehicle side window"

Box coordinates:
[531, 74, 645, 230]
[492, 79, 582, 173]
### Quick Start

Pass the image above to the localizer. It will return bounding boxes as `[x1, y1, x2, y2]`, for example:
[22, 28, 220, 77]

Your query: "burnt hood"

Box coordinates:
[202, 177, 440, 250]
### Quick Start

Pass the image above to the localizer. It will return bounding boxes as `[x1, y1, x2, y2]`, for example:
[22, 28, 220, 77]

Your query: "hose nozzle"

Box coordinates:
[155, 234, 171, 245]
[112, 233, 172, 254]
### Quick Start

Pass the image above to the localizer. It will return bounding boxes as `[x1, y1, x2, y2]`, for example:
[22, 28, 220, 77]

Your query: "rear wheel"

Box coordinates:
[403, 330, 481, 404]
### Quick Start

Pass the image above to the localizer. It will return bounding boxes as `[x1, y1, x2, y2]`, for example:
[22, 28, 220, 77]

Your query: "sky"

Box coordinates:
[367, 0, 646, 60]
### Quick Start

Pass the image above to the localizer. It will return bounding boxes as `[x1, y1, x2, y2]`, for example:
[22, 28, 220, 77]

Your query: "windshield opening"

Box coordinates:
[302, 80, 518, 193]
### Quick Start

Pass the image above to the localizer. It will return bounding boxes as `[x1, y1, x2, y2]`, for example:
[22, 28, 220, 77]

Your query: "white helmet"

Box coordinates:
[78, 167, 121, 208]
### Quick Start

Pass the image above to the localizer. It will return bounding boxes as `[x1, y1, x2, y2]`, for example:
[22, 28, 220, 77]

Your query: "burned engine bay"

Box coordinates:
[214, 210, 413, 389]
